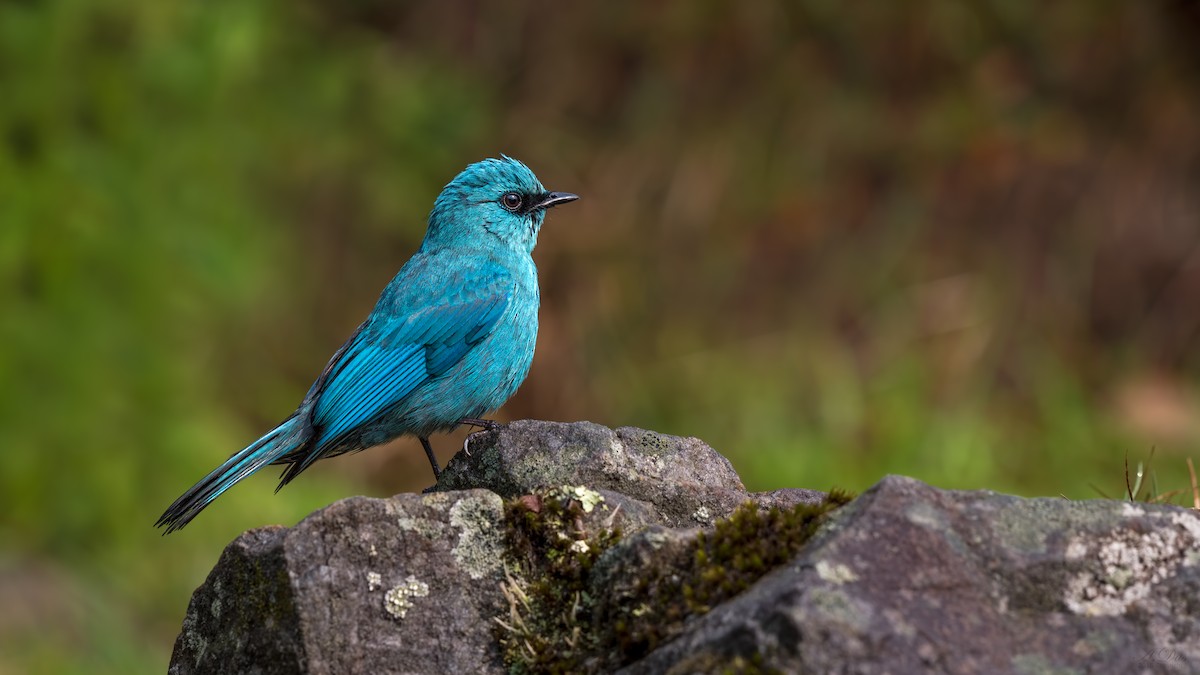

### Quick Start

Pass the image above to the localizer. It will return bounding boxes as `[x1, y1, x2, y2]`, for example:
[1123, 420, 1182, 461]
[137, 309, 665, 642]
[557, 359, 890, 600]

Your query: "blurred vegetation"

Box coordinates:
[2, 0, 1199, 672]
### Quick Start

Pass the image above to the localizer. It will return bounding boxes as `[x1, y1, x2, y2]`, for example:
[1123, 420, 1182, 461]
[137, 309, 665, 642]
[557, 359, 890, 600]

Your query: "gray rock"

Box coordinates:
[434, 420, 750, 528]
[171, 423, 1200, 675]
[751, 487, 829, 510]
[620, 475, 1200, 674]
[170, 526, 299, 675]
[170, 489, 511, 675]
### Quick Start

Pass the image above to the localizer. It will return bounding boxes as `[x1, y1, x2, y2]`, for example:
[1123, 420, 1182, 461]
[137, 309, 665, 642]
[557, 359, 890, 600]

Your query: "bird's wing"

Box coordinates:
[307, 264, 513, 453]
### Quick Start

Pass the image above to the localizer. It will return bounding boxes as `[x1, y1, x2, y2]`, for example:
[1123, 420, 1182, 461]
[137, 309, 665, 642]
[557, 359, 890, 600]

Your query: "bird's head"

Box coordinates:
[424, 156, 578, 255]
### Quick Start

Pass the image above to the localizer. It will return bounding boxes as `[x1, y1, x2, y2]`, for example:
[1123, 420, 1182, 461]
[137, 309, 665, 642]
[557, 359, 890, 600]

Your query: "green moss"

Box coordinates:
[597, 490, 854, 665]
[497, 486, 622, 674]
[497, 488, 854, 673]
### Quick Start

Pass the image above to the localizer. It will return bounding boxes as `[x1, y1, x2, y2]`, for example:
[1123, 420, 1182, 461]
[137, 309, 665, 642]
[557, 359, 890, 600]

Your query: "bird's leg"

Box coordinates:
[419, 436, 442, 480]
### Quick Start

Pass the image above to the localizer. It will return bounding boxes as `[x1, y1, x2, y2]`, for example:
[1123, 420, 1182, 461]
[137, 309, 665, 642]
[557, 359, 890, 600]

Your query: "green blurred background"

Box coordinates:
[3, 0, 1200, 671]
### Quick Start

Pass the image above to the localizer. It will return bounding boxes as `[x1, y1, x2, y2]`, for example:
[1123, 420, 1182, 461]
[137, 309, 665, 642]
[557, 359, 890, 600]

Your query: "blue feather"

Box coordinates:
[310, 276, 512, 448]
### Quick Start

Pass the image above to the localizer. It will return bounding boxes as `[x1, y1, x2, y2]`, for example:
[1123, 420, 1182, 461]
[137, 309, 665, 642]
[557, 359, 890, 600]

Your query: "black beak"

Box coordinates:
[534, 191, 579, 210]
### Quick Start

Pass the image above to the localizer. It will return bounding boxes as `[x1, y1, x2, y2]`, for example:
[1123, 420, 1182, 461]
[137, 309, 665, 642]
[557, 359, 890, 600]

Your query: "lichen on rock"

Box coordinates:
[383, 576, 429, 620]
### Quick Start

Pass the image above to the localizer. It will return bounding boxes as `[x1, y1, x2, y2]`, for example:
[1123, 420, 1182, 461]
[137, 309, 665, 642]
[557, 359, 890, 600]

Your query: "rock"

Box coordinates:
[171, 422, 1200, 675]
[170, 489, 513, 674]
[434, 420, 753, 528]
[620, 475, 1200, 674]
[170, 526, 299, 675]
[750, 487, 830, 510]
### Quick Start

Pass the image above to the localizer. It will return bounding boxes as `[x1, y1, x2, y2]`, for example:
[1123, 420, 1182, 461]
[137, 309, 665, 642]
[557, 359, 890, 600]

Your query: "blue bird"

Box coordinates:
[156, 157, 577, 533]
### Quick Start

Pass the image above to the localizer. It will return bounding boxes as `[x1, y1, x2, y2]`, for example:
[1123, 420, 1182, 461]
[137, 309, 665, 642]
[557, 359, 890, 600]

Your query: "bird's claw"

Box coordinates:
[459, 418, 503, 457]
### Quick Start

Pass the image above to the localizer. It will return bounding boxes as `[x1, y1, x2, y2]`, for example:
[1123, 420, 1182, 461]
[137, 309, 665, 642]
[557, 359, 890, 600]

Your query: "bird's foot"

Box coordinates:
[458, 417, 502, 431]
[458, 418, 502, 456]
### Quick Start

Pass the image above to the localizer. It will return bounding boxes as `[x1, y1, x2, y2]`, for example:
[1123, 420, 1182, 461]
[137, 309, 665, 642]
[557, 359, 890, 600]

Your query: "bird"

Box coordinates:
[156, 156, 577, 533]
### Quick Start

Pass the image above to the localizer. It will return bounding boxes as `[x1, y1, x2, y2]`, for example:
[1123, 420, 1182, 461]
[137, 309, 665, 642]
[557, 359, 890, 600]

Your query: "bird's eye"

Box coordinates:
[500, 192, 523, 212]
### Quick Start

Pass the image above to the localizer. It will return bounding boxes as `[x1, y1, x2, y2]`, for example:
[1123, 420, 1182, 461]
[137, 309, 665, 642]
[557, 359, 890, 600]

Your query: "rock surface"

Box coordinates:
[170, 421, 1200, 674]
[170, 489, 512, 674]
[435, 420, 757, 527]
[621, 475, 1200, 675]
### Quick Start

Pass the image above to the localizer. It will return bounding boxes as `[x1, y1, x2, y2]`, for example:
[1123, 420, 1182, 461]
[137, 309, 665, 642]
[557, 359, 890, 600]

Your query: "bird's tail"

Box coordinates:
[156, 414, 308, 534]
